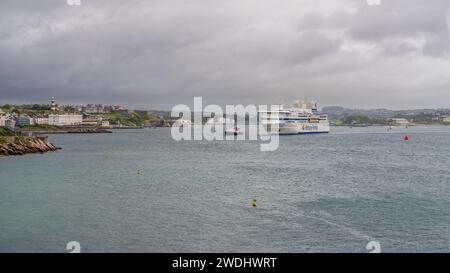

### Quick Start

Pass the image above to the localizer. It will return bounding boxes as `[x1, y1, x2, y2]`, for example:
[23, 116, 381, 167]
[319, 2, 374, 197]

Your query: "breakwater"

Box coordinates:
[0, 136, 61, 156]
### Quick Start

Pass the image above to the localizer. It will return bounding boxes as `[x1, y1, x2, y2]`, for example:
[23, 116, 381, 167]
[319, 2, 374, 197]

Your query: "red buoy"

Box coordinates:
[404, 135, 410, 141]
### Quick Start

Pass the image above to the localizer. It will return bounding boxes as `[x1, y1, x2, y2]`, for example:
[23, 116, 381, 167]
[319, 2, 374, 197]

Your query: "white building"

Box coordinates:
[442, 116, 450, 123]
[33, 117, 50, 125]
[48, 114, 83, 126]
[390, 118, 410, 125]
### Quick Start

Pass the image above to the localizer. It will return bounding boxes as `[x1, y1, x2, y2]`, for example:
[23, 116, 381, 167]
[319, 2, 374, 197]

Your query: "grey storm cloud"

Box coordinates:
[1, 0, 450, 109]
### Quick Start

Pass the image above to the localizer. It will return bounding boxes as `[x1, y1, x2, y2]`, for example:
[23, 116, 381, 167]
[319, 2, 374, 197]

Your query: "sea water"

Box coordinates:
[0, 126, 449, 252]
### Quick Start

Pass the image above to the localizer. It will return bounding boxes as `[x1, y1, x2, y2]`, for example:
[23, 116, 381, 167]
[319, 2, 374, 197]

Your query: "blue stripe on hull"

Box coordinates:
[298, 131, 329, 134]
[280, 131, 329, 135]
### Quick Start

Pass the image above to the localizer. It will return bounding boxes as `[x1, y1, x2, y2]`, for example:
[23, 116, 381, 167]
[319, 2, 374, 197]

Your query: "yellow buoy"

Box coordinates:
[252, 199, 257, 208]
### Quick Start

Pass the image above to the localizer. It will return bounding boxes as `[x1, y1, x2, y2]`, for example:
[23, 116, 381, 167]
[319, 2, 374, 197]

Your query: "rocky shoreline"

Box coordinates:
[19, 127, 112, 134]
[0, 136, 61, 156]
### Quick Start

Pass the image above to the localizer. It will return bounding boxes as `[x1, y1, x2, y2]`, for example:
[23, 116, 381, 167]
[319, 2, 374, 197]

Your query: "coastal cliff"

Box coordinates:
[0, 136, 61, 156]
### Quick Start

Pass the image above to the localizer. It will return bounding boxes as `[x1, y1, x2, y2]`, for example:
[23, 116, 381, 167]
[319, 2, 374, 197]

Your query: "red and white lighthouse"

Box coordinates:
[50, 97, 57, 112]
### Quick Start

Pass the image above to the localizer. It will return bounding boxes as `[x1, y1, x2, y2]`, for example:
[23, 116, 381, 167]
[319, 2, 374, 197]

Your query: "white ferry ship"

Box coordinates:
[259, 100, 330, 135]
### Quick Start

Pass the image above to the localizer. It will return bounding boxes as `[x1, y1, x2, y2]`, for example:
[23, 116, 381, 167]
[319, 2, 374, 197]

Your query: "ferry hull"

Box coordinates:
[278, 123, 330, 135]
[258, 100, 330, 136]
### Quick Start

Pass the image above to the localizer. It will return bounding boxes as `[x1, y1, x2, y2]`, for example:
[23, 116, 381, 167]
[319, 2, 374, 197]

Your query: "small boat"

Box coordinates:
[172, 118, 192, 127]
[225, 127, 242, 135]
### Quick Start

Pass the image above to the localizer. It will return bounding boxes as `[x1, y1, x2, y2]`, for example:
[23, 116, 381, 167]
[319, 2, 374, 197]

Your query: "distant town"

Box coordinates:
[0, 97, 172, 133]
[2, 99, 450, 134]
[322, 106, 450, 127]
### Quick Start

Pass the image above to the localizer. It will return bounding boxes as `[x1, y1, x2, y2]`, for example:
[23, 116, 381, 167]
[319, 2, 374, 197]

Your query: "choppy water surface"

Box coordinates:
[0, 126, 449, 252]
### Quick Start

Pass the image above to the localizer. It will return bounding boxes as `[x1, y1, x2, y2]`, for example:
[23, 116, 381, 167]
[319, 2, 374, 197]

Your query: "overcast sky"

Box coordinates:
[1, 0, 450, 110]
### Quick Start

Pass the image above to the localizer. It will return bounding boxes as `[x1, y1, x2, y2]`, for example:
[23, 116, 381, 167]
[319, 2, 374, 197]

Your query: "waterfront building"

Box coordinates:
[390, 118, 410, 125]
[48, 114, 82, 126]
[442, 116, 450, 123]
[15, 116, 33, 127]
[33, 116, 50, 125]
